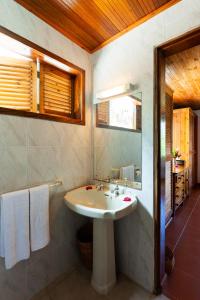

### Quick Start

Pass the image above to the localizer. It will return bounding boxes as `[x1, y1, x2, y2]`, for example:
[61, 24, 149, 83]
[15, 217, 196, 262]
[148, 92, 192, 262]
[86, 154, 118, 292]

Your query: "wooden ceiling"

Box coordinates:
[15, 0, 181, 53]
[166, 45, 200, 109]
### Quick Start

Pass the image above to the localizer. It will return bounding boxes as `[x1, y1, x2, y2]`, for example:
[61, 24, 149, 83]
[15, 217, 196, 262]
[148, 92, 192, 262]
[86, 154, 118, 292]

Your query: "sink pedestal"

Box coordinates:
[91, 219, 116, 295]
[64, 186, 137, 294]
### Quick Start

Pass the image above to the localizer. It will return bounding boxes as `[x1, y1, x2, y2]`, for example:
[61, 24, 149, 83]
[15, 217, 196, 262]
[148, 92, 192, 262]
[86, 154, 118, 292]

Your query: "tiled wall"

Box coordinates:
[94, 127, 141, 180]
[0, 1, 92, 299]
[0, 116, 92, 300]
[92, 0, 200, 292]
[0, 117, 90, 193]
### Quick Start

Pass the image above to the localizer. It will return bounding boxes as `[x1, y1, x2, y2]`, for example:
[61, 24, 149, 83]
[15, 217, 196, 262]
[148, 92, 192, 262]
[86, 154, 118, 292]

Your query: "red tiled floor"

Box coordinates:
[164, 267, 200, 300]
[163, 185, 200, 300]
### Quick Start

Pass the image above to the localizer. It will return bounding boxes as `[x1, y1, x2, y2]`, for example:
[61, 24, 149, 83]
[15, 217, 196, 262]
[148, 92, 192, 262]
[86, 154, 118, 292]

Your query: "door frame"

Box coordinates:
[154, 26, 200, 294]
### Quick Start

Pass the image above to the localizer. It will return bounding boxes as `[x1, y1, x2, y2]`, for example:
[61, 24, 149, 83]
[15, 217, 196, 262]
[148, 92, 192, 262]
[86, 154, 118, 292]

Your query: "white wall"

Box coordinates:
[92, 0, 200, 292]
[0, 1, 92, 299]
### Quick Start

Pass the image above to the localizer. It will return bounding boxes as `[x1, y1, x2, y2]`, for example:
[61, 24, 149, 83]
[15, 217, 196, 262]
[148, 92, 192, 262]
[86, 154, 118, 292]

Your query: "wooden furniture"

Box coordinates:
[172, 166, 189, 213]
[173, 108, 197, 190]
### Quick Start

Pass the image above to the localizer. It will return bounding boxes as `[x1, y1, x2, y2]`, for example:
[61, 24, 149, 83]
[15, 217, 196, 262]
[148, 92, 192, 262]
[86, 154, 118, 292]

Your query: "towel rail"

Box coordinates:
[1, 179, 62, 195]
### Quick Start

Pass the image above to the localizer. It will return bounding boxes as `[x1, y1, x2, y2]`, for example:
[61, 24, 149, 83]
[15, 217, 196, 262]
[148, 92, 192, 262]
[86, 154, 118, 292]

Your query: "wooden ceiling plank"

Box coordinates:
[39, 0, 102, 48]
[157, 0, 171, 6]
[126, 0, 146, 18]
[106, 0, 134, 26]
[92, 0, 182, 52]
[93, 0, 127, 31]
[54, 0, 106, 43]
[122, 0, 142, 20]
[61, 0, 119, 39]
[144, 0, 158, 11]
[15, 0, 99, 51]
[151, 0, 161, 9]
[14, 0, 182, 52]
[138, 0, 153, 14]
[166, 44, 200, 109]
[140, 0, 158, 14]
[115, 0, 138, 23]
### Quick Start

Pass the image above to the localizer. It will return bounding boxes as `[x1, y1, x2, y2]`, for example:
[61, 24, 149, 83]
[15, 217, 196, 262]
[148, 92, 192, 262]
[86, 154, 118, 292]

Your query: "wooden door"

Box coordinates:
[165, 86, 173, 224]
[193, 114, 198, 186]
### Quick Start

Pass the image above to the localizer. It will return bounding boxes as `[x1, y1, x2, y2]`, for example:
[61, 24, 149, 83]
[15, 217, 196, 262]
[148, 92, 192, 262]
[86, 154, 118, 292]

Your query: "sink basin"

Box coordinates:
[64, 186, 137, 219]
[64, 185, 137, 295]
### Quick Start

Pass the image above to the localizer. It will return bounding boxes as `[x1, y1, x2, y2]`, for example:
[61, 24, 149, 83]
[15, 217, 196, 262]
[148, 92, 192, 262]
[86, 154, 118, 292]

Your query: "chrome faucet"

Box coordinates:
[113, 184, 120, 196]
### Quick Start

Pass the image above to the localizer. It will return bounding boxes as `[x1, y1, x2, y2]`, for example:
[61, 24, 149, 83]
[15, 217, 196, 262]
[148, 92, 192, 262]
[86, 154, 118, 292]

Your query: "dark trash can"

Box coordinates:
[77, 222, 93, 270]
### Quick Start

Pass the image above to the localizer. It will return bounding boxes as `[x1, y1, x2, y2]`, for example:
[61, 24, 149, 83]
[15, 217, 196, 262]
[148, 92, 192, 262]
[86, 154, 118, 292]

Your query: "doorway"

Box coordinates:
[154, 26, 200, 296]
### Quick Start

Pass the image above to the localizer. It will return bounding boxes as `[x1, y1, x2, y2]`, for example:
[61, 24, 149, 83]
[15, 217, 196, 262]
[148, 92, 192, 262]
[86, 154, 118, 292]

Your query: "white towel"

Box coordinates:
[30, 184, 50, 251]
[120, 165, 135, 181]
[0, 189, 30, 269]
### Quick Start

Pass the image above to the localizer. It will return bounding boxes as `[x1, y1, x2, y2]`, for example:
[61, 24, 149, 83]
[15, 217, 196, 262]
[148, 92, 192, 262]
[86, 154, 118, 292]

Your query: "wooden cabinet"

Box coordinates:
[173, 167, 189, 212]
[173, 108, 197, 190]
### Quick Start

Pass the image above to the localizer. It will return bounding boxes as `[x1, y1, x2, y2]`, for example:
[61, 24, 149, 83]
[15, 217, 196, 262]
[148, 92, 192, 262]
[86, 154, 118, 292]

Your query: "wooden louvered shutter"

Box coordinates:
[96, 101, 109, 125]
[40, 63, 73, 117]
[0, 58, 36, 111]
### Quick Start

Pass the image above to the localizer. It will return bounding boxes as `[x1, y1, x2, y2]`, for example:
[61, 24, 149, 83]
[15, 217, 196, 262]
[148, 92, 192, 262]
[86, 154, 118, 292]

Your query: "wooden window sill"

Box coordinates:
[0, 107, 85, 125]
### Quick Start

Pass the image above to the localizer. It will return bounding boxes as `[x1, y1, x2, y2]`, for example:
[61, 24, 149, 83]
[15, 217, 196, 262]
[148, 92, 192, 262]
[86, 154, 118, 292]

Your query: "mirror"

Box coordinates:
[93, 90, 142, 190]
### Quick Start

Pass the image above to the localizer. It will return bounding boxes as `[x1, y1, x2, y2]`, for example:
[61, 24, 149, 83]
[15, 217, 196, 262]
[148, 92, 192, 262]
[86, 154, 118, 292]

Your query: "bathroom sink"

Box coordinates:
[64, 186, 137, 219]
[64, 185, 137, 295]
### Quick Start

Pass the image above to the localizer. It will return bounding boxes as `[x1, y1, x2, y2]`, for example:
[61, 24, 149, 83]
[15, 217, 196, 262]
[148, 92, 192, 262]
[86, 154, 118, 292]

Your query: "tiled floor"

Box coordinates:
[33, 269, 168, 300]
[163, 185, 200, 300]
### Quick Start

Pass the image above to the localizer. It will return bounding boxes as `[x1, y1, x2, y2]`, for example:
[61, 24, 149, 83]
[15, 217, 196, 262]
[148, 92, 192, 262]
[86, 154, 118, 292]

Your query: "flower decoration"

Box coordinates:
[172, 149, 181, 159]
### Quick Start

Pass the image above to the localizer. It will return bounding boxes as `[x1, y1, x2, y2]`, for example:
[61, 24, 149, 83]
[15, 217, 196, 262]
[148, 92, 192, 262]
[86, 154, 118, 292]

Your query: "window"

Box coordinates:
[0, 58, 36, 111]
[40, 63, 73, 117]
[96, 96, 141, 131]
[0, 29, 85, 124]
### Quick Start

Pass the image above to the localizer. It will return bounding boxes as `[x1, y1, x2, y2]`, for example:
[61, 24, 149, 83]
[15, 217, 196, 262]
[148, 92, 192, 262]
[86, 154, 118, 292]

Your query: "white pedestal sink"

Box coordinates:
[64, 186, 137, 294]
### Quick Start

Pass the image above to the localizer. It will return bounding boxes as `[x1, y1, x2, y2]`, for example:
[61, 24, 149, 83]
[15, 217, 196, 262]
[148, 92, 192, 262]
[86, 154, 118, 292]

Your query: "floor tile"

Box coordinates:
[32, 294, 50, 300]
[174, 248, 200, 279]
[164, 186, 200, 300]
[43, 270, 168, 300]
[47, 271, 105, 300]
[164, 267, 200, 300]
[39, 295, 50, 300]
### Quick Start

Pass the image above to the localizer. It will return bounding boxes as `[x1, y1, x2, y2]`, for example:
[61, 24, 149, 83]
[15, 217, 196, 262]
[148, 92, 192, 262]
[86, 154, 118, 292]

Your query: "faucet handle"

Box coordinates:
[114, 184, 120, 196]
[115, 184, 119, 190]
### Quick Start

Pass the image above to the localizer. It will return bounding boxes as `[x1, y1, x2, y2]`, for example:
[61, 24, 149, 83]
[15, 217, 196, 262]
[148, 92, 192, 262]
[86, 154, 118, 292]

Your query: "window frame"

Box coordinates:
[0, 26, 85, 125]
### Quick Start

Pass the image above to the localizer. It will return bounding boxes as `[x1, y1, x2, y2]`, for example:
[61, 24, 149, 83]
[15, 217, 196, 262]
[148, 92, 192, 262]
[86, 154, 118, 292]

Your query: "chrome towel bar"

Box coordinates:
[1, 179, 62, 195]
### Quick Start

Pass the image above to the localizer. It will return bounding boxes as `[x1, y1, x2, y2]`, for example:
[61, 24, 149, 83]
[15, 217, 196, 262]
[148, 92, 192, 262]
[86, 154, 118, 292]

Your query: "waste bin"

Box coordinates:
[77, 222, 93, 270]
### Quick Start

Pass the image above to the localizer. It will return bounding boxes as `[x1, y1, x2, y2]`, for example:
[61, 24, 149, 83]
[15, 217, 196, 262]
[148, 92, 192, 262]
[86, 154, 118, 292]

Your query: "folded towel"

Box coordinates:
[0, 189, 30, 269]
[120, 165, 135, 182]
[30, 184, 50, 251]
